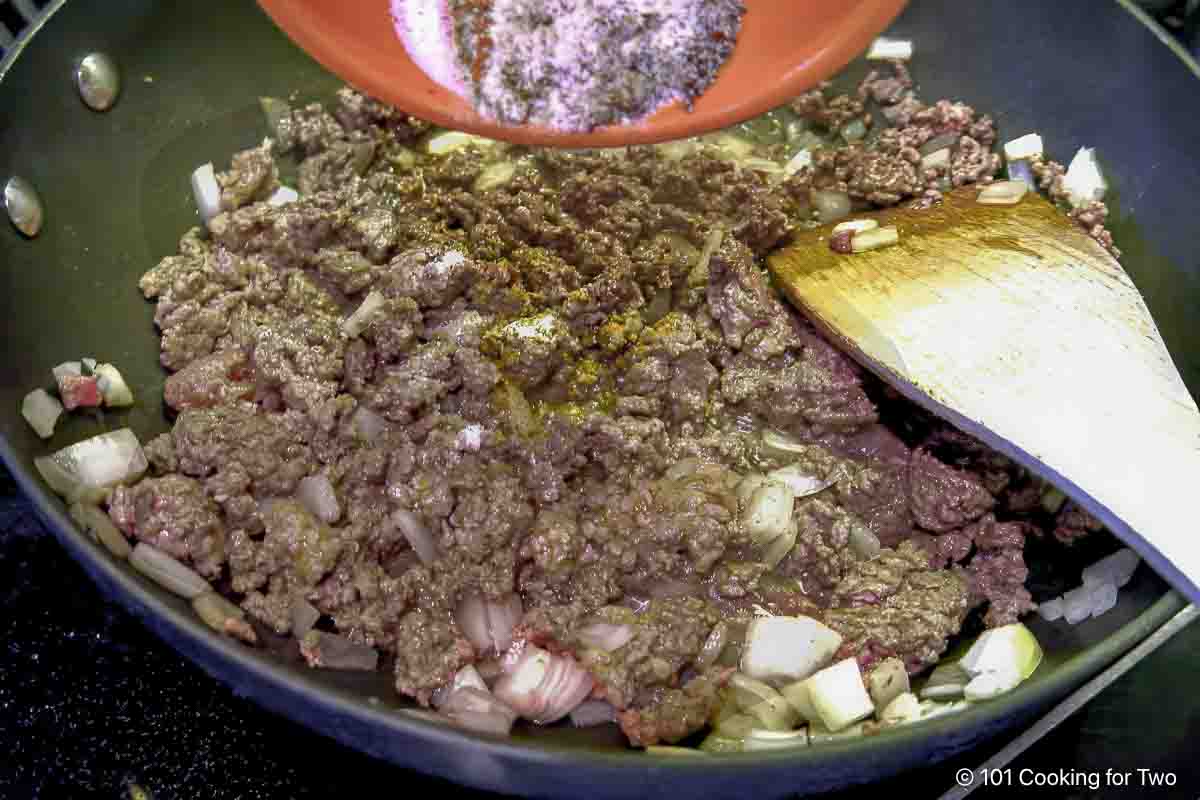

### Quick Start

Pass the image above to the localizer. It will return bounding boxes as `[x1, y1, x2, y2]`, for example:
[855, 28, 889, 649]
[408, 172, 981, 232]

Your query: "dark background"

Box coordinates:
[2, 2, 1200, 799]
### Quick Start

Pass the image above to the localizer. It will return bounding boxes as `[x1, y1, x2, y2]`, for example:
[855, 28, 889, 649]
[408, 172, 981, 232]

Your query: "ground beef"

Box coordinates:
[117, 84, 1075, 743]
[108, 475, 226, 578]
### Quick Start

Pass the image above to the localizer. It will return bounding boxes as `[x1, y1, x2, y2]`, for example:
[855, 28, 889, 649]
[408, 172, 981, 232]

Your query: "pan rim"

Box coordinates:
[0, 0, 1193, 781]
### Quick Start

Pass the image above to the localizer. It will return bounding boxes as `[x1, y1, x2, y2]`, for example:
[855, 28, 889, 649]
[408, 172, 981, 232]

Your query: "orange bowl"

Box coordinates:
[257, 0, 908, 147]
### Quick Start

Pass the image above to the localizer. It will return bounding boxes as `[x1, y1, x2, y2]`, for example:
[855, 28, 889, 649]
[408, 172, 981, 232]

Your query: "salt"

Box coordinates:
[394, 0, 745, 132]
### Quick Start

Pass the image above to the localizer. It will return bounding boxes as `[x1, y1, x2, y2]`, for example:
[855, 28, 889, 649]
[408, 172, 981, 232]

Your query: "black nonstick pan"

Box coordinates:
[1, 1, 1196, 797]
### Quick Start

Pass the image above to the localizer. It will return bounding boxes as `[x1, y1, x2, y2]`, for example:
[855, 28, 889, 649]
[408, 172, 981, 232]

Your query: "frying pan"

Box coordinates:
[0, 1, 1196, 797]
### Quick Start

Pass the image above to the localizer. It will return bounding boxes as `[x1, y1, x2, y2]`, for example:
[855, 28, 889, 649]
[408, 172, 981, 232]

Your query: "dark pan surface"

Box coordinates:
[0, 1, 1196, 796]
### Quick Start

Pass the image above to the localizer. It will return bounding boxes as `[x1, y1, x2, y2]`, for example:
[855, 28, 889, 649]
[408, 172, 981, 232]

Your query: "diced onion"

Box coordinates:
[22, 388, 63, 439]
[963, 666, 1022, 701]
[740, 616, 843, 687]
[291, 598, 321, 638]
[766, 464, 834, 498]
[569, 700, 617, 728]
[919, 661, 969, 700]
[35, 428, 148, 503]
[296, 474, 341, 524]
[742, 483, 796, 545]
[424, 130, 496, 155]
[878, 692, 921, 725]
[577, 622, 635, 652]
[493, 645, 593, 724]
[1063, 147, 1107, 208]
[94, 363, 134, 407]
[866, 37, 912, 61]
[805, 657, 875, 732]
[690, 226, 725, 286]
[299, 630, 380, 671]
[783, 148, 812, 177]
[761, 429, 810, 457]
[1003, 133, 1044, 162]
[920, 148, 950, 171]
[53, 361, 83, 383]
[267, 186, 299, 207]
[762, 521, 797, 569]
[848, 524, 882, 560]
[68, 500, 131, 559]
[851, 226, 900, 252]
[696, 622, 729, 670]
[474, 161, 517, 193]
[342, 289, 385, 337]
[831, 219, 878, 236]
[811, 190, 851, 224]
[1007, 159, 1037, 189]
[744, 728, 809, 751]
[746, 695, 798, 731]
[959, 623, 1043, 681]
[456, 592, 523, 656]
[393, 509, 438, 565]
[866, 657, 910, 710]
[193, 591, 257, 643]
[130, 542, 211, 599]
[191, 163, 221, 224]
[977, 180, 1029, 206]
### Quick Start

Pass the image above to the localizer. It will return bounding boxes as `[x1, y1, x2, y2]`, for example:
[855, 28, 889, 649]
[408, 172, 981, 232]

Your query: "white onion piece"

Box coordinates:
[811, 190, 851, 224]
[851, 225, 900, 252]
[741, 616, 843, 686]
[696, 622, 729, 670]
[805, 657, 875, 732]
[744, 728, 809, 751]
[920, 147, 950, 171]
[692, 226, 725, 284]
[762, 521, 798, 569]
[493, 645, 593, 724]
[296, 474, 341, 524]
[94, 363, 134, 407]
[22, 388, 63, 439]
[1063, 147, 1107, 208]
[52, 361, 82, 382]
[920, 661, 969, 700]
[569, 700, 617, 728]
[783, 148, 812, 177]
[130, 542, 211, 599]
[1007, 159, 1037, 189]
[474, 161, 516, 192]
[866, 657, 910, 711]
[1089, 582, 1118, 618]
[191, 162, 221, 224]
[735, 474, 770, 506]
[300, 630, 380, 670]
[1003, 133, 1044, 162]
[267, 186, 299, 207]
[848, 524, 881, 560]
[69, 500, 132, 559]
[440, 687, 518, 721]
[193, 591, 257, 643]
[766, 464, 834, 498]
[576, 622, 634, 653]
[879, 691, 922, 725]
[393, 509, 438, 565]
[742, 483, 795, 545]
[866, 37, 912, 61]
[424, 130, 496, 155]
[963, 666, 1022, 701]
[351, 406, 386, 441]
[977, 180, 1029, 206]
[831, 219, 878, 235]
[760, 428, 810, 457]
[291, 598, 321, 638]
[456, 592, 522, 656]
[445, 710, 516, 736]
[342, 290, 385, 338]
[35, 428, 148, 502]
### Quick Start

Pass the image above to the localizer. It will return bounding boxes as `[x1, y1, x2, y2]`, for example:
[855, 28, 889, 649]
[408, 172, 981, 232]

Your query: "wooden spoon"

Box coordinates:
[769, 189, 1200, 605]
[256, 0, 906, 147]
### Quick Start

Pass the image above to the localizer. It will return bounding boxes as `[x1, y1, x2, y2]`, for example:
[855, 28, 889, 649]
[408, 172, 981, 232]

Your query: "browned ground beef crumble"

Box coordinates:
[113, 76, 1097, 746]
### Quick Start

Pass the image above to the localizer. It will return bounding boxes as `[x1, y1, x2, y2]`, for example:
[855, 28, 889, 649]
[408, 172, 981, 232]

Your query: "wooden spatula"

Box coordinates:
[769, 188, 1200, 605]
